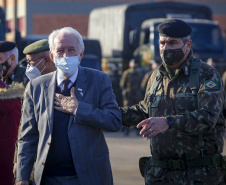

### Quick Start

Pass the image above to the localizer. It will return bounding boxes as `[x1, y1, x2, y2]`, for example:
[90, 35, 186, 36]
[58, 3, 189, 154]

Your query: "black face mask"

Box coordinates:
[0, 58, 11, 77]
[160, 43, 186, 67]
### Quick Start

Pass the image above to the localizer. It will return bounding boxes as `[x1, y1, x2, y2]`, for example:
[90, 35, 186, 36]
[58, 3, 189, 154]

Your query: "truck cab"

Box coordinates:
[88, 1, 216, 71]
[81, 38, 102, 71]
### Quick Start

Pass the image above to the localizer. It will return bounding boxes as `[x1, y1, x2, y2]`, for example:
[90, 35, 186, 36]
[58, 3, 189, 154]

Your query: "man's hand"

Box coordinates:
[16, 180, 29, 185]
[13, 163, 17, 178]
[54, 87, 79, 114]
[137, 117, 169, 139]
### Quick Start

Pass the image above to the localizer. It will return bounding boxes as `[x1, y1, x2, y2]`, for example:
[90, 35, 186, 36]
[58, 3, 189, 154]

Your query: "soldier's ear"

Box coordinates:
[9, 54, 15, 64]
[187, 40, 192, 49]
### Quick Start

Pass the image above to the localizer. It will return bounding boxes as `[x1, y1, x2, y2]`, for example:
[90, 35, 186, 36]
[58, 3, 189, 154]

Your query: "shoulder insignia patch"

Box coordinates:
[204, 80, 219, 90]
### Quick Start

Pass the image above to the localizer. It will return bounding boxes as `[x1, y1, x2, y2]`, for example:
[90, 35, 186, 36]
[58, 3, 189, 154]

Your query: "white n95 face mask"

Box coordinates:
[26, 58, 46, 80]
[55, 56, 79, 78]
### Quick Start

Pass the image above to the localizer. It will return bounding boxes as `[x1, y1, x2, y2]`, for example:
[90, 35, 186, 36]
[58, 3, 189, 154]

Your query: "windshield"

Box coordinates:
[189, 23, 224, 51]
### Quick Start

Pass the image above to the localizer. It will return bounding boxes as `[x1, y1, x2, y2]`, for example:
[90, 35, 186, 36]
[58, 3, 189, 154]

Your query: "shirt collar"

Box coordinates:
[57, 67, 79, 87]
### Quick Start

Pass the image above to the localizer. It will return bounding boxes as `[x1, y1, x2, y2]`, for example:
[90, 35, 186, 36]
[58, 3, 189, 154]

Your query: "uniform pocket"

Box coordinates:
[149, 94, 162, 117]
[151, 130, 176, 159]
[175, 93, 196, 114]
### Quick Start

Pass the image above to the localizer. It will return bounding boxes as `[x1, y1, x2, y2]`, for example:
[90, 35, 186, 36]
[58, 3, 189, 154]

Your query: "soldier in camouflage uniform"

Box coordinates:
[141, 60, 160, 97]
[120, 59, 143, 107]
[120, 59, 143, 135]
[120, 19, 225, 184]
[108, 64, 123, 107]
[0, 41, 29, 86]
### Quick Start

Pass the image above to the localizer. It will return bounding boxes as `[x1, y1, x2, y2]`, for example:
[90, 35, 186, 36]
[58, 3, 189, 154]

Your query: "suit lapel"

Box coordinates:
[44, 71, 57, 134]
[68, 66, 88, 129]
[74, 66, 87, 102]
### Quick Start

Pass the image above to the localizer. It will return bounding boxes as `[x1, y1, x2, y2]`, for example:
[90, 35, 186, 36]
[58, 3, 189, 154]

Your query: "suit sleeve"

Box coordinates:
[16, 81, 38, 181]
[75, 74, 122, 131]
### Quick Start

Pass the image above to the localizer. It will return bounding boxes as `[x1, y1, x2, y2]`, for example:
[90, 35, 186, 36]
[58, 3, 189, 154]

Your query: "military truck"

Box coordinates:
[80, 38, 102, 71]
[88, 1, 225, 72]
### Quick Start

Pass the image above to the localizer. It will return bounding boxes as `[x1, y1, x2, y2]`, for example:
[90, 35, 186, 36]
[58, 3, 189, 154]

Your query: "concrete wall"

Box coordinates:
[26, 0, 153, 36]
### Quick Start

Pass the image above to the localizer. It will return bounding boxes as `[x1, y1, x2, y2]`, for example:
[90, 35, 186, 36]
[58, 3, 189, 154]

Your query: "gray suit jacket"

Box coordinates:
[16, 66, 122, 185]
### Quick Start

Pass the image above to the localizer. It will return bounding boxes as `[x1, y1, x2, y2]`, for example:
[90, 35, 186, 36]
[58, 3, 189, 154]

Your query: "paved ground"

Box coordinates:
[104, 129, 226, 185]
[104, 129, 150, 185]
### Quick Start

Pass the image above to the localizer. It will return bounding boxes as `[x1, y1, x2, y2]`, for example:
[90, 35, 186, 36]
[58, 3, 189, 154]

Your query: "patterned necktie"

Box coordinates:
[62, 79, 71, 92]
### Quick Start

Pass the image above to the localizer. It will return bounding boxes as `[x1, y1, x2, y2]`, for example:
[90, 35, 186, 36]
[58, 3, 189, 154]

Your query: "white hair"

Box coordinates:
[5, 47, 18, 64]
[48, 27, 84, 53]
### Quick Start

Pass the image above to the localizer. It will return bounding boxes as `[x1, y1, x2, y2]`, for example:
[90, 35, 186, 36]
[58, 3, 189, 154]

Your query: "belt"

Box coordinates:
[150, 154, 222, 170]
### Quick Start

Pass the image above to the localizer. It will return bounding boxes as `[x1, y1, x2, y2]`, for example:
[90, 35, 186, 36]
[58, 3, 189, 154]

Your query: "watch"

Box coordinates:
[165, 116, 174, 129]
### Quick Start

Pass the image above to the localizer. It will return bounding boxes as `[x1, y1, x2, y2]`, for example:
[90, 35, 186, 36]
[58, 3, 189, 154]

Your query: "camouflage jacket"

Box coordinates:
[120, 68, 143, 106]
[121, 54, 225, 160]
[120, 68, 143, 93]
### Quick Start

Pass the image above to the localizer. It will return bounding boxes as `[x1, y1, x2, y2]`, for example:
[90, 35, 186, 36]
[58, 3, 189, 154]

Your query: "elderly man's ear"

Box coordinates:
[49, 51, 54, 61]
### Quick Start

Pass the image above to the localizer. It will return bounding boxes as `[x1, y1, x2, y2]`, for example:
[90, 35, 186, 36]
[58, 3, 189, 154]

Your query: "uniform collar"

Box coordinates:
[178, 49, 193, 77]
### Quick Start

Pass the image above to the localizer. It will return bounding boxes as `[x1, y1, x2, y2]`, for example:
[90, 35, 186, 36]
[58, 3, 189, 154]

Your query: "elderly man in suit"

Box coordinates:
[16, 27, 122, 185]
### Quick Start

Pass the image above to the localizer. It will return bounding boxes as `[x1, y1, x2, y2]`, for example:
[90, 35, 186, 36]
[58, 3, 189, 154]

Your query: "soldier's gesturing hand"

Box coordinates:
[137, 117, 169, 139]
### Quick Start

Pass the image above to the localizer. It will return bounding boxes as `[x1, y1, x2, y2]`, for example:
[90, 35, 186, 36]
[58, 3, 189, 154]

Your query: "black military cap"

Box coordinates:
[0, 41, 16, 52]
[157, 19, 192, 38]
[23, 39, 49, 55]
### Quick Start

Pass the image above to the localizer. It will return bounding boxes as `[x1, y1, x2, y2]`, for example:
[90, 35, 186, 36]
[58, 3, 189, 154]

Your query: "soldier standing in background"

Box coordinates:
[206, 58, 216, 68]
[120, 19, 225, 184]
[120, 59, 143, 107]
[24, 39, 56, 80]
[0, 41, 29, 86]
[120, 59, 143, 135]
[108, 63, 123, 107]
[141, 60, 160, 97]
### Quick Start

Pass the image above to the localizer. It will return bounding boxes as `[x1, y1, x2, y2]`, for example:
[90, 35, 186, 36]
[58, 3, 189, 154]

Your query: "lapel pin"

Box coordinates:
[80, 92, 83, 96]
[78, 88, 82, 91]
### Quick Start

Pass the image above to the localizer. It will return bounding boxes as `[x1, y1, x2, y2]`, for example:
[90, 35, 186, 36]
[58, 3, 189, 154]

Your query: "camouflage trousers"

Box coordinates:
[145, 166, 225, 185]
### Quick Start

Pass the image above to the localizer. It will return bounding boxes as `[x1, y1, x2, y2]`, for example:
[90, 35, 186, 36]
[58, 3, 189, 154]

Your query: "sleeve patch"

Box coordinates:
[204, 80, 219, 90]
